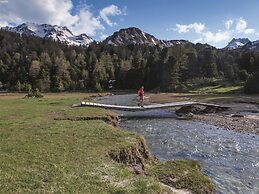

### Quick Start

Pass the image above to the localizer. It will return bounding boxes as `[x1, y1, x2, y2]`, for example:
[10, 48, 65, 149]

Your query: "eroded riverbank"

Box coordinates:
[121, 118, 259, 194]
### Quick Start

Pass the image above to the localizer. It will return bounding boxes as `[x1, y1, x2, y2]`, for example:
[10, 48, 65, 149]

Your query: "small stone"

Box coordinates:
[231, 114, 244, 118]
[131, 165, 144, 175]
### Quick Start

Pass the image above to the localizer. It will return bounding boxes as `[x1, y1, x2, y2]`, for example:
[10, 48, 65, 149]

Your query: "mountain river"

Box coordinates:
[95, 94, 259, 194]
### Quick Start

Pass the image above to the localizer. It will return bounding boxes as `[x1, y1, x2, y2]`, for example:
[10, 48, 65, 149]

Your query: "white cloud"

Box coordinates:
[0, 0, 78, 26]
[244, 28, 256, 34]
[99, 4, 125, 26]
[0, 0, 125, 36]
[192, 31, 231, 44]
[70, 8, 104, 36]
[225, 19, 233, 30]
[173, 17, 259, 46]
[235, 18, 256, 34]
[203, 31, 231, 43]
[0, 21, 8, 27]
[236, 18, 247, 33]
[193, 23, 205, 33]
[174, 21, 230, 44]
[175, 22, 205, 34]
[175, 24, 189, 33]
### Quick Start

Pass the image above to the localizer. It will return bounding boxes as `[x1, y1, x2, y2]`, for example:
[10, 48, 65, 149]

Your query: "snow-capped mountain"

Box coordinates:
[103, 27, 190, 47]
[2, 23, 93, 46]
[225, 38, 251, 50]
[103, 27, 160, 46]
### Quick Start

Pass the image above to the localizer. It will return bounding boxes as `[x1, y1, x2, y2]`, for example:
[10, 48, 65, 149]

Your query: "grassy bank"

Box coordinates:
[149, 91, 259, 105]
[0, 92, 214, 193]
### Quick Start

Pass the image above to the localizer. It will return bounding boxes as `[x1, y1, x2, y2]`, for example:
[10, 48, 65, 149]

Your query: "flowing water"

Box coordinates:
[95, 94, 259, 194]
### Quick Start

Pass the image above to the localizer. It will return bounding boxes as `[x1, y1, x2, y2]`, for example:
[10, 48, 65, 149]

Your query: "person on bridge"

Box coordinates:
[137, 86, 145, 107]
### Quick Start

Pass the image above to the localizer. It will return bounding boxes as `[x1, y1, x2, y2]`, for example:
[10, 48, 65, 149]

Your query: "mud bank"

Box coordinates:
[108, 137, 215, 194]
[54, 114, 119, 127]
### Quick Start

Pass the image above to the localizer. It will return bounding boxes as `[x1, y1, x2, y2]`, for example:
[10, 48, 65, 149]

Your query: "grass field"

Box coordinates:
[190, 85, 243, 94]
[149, 90, 259, 105]
[0, 92, 215, 193]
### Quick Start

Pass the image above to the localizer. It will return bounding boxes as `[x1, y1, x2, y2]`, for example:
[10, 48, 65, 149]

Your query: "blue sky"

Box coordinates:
[1, 0, 259, 47]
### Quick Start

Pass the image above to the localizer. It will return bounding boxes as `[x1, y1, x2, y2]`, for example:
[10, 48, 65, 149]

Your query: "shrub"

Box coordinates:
[33, 88, 44, 98]
[24, 83, 32, 92]
[94, 82, 103, 92]
[15, 81, 22, 91]
[25, 88, 44, 98]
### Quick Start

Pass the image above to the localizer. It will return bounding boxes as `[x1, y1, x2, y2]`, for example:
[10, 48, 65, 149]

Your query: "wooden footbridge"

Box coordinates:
[72, 101, 229, 111]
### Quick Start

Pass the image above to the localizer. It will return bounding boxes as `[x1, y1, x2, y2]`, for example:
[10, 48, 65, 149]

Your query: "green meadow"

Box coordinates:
[0, 93, 214, 194]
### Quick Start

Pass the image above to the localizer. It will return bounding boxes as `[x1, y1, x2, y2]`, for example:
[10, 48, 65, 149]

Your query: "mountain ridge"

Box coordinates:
[2, 23, 259, 50]
[103, 27, 191, 47]
[225, 38, 251, 50]
[2, 23, 93, 46]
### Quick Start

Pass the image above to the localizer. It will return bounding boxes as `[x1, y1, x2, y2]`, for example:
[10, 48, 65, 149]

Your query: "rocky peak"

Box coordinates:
[225, 38, 251, 50]
[103, 27, 191, 48]
[103, 27, 161, 46]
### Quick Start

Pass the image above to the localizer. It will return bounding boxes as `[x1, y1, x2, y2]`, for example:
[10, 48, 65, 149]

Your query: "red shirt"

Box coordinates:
[138, 88, 144, 97]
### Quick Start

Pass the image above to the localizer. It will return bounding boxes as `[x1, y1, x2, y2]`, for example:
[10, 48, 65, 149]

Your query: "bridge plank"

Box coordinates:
[73, 101, 229, 111]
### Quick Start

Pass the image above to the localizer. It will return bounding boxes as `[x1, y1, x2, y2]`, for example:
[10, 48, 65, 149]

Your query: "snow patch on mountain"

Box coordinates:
[103, 27, 191, 47]
[225, 38, 251, 50]
[2, 23, 93, 46]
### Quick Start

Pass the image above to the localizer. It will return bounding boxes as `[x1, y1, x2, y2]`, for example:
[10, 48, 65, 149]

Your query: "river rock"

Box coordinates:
[231, 114, 244, 118]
